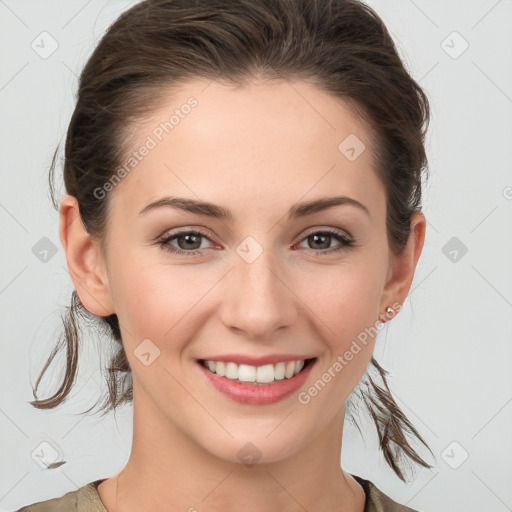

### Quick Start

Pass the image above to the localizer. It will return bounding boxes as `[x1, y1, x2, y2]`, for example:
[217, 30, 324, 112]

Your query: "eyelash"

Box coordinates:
[156, 228, 355, 256]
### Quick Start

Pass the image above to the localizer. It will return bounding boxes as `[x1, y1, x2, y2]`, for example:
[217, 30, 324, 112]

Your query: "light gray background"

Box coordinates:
[1, 1, 511, 511]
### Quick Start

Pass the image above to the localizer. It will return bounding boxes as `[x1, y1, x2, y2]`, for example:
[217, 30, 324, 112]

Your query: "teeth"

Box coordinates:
[202, 359, 308, 384]
[274, 362, 286, 380]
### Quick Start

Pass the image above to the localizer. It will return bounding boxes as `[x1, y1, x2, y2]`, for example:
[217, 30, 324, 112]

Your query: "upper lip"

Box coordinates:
[197, 354, 316, 366]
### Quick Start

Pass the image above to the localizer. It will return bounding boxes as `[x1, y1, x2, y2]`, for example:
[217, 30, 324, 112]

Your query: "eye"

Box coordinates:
[295, 229, 355, 255]
[157, 227, 355, 256]
[157, 230, 215, 255]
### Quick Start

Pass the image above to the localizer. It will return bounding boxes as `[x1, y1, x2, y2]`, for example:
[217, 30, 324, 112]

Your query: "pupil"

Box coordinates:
[180, 234, 200, 250]
[311, 234, 329, 249]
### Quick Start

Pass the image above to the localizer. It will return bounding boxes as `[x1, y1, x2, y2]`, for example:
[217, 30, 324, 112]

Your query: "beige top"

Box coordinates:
[17, 475, 420, 512]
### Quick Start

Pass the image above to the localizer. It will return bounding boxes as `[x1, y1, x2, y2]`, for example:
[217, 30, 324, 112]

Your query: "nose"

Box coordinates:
[219, 250, 298, 340]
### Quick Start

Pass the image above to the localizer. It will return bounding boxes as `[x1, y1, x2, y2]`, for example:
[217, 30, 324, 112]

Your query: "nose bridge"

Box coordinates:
[221, 239, 296, 338]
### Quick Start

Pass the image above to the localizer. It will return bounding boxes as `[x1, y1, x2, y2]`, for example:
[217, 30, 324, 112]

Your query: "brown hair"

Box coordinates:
[31, 0, 434, 481]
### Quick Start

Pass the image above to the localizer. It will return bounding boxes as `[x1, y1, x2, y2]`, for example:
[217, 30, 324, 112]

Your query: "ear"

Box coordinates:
[59, 194, 115, 317]
[379, 210, 426, 320]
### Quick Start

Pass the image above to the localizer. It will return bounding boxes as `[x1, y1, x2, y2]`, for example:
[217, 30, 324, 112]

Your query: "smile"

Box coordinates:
[197, 356, 317, 405]
[199, 358, 316, 385]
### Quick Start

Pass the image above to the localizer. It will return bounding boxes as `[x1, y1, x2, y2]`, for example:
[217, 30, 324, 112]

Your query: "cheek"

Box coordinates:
[297, 259, 384, 341]
[108, 258, 219, 346]
[293, 258, 385, 390]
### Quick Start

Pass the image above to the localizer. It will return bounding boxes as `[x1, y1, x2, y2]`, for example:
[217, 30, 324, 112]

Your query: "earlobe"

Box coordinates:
[379, 210, 427, 320]
[59, 194, 115, 317]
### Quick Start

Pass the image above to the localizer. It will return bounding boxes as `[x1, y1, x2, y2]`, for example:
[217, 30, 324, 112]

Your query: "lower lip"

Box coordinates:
[197, 359, 316, 405]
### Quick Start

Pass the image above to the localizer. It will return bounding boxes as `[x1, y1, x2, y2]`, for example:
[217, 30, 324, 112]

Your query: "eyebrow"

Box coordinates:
[139, 195, 370, 220]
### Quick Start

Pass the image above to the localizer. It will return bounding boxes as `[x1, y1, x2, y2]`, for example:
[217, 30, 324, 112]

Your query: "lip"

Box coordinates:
[197, 357, 317, 405]
[196, 353, 316, 366]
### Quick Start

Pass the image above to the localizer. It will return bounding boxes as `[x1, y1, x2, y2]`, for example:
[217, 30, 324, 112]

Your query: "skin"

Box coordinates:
[60, 78, 426, 512]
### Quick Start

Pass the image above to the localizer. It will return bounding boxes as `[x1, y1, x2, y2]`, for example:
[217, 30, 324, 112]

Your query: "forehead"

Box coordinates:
[109, 78, 384, 222]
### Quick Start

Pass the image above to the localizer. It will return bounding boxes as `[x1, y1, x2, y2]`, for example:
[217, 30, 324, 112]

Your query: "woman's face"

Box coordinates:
[66, 78, 423, 464]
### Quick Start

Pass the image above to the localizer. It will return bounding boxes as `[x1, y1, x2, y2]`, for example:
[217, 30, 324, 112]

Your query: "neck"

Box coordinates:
[99, 386, 366, 512]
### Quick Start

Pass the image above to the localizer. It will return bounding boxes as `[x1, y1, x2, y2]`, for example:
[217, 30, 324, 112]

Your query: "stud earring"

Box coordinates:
[379, 306, 396, 323]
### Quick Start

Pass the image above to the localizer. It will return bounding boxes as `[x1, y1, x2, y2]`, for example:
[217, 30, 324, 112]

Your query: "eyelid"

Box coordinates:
[299, 225, 353, 241]
[156, 225, 352, 246]
[156, 225, 218, 243]
[156, 225, 355, 257]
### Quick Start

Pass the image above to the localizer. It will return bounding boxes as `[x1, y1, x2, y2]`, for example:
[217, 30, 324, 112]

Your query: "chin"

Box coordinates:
[197, 429, 306, 467]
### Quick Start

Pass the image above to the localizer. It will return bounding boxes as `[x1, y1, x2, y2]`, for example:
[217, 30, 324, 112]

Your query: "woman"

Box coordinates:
[19, 0, 434, 510]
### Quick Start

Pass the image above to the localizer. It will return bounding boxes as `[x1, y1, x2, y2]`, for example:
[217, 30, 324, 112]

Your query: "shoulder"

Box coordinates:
[16, 476, 420, 512]
[16, 481, 106, 512]
[352, 475, 420, 512]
